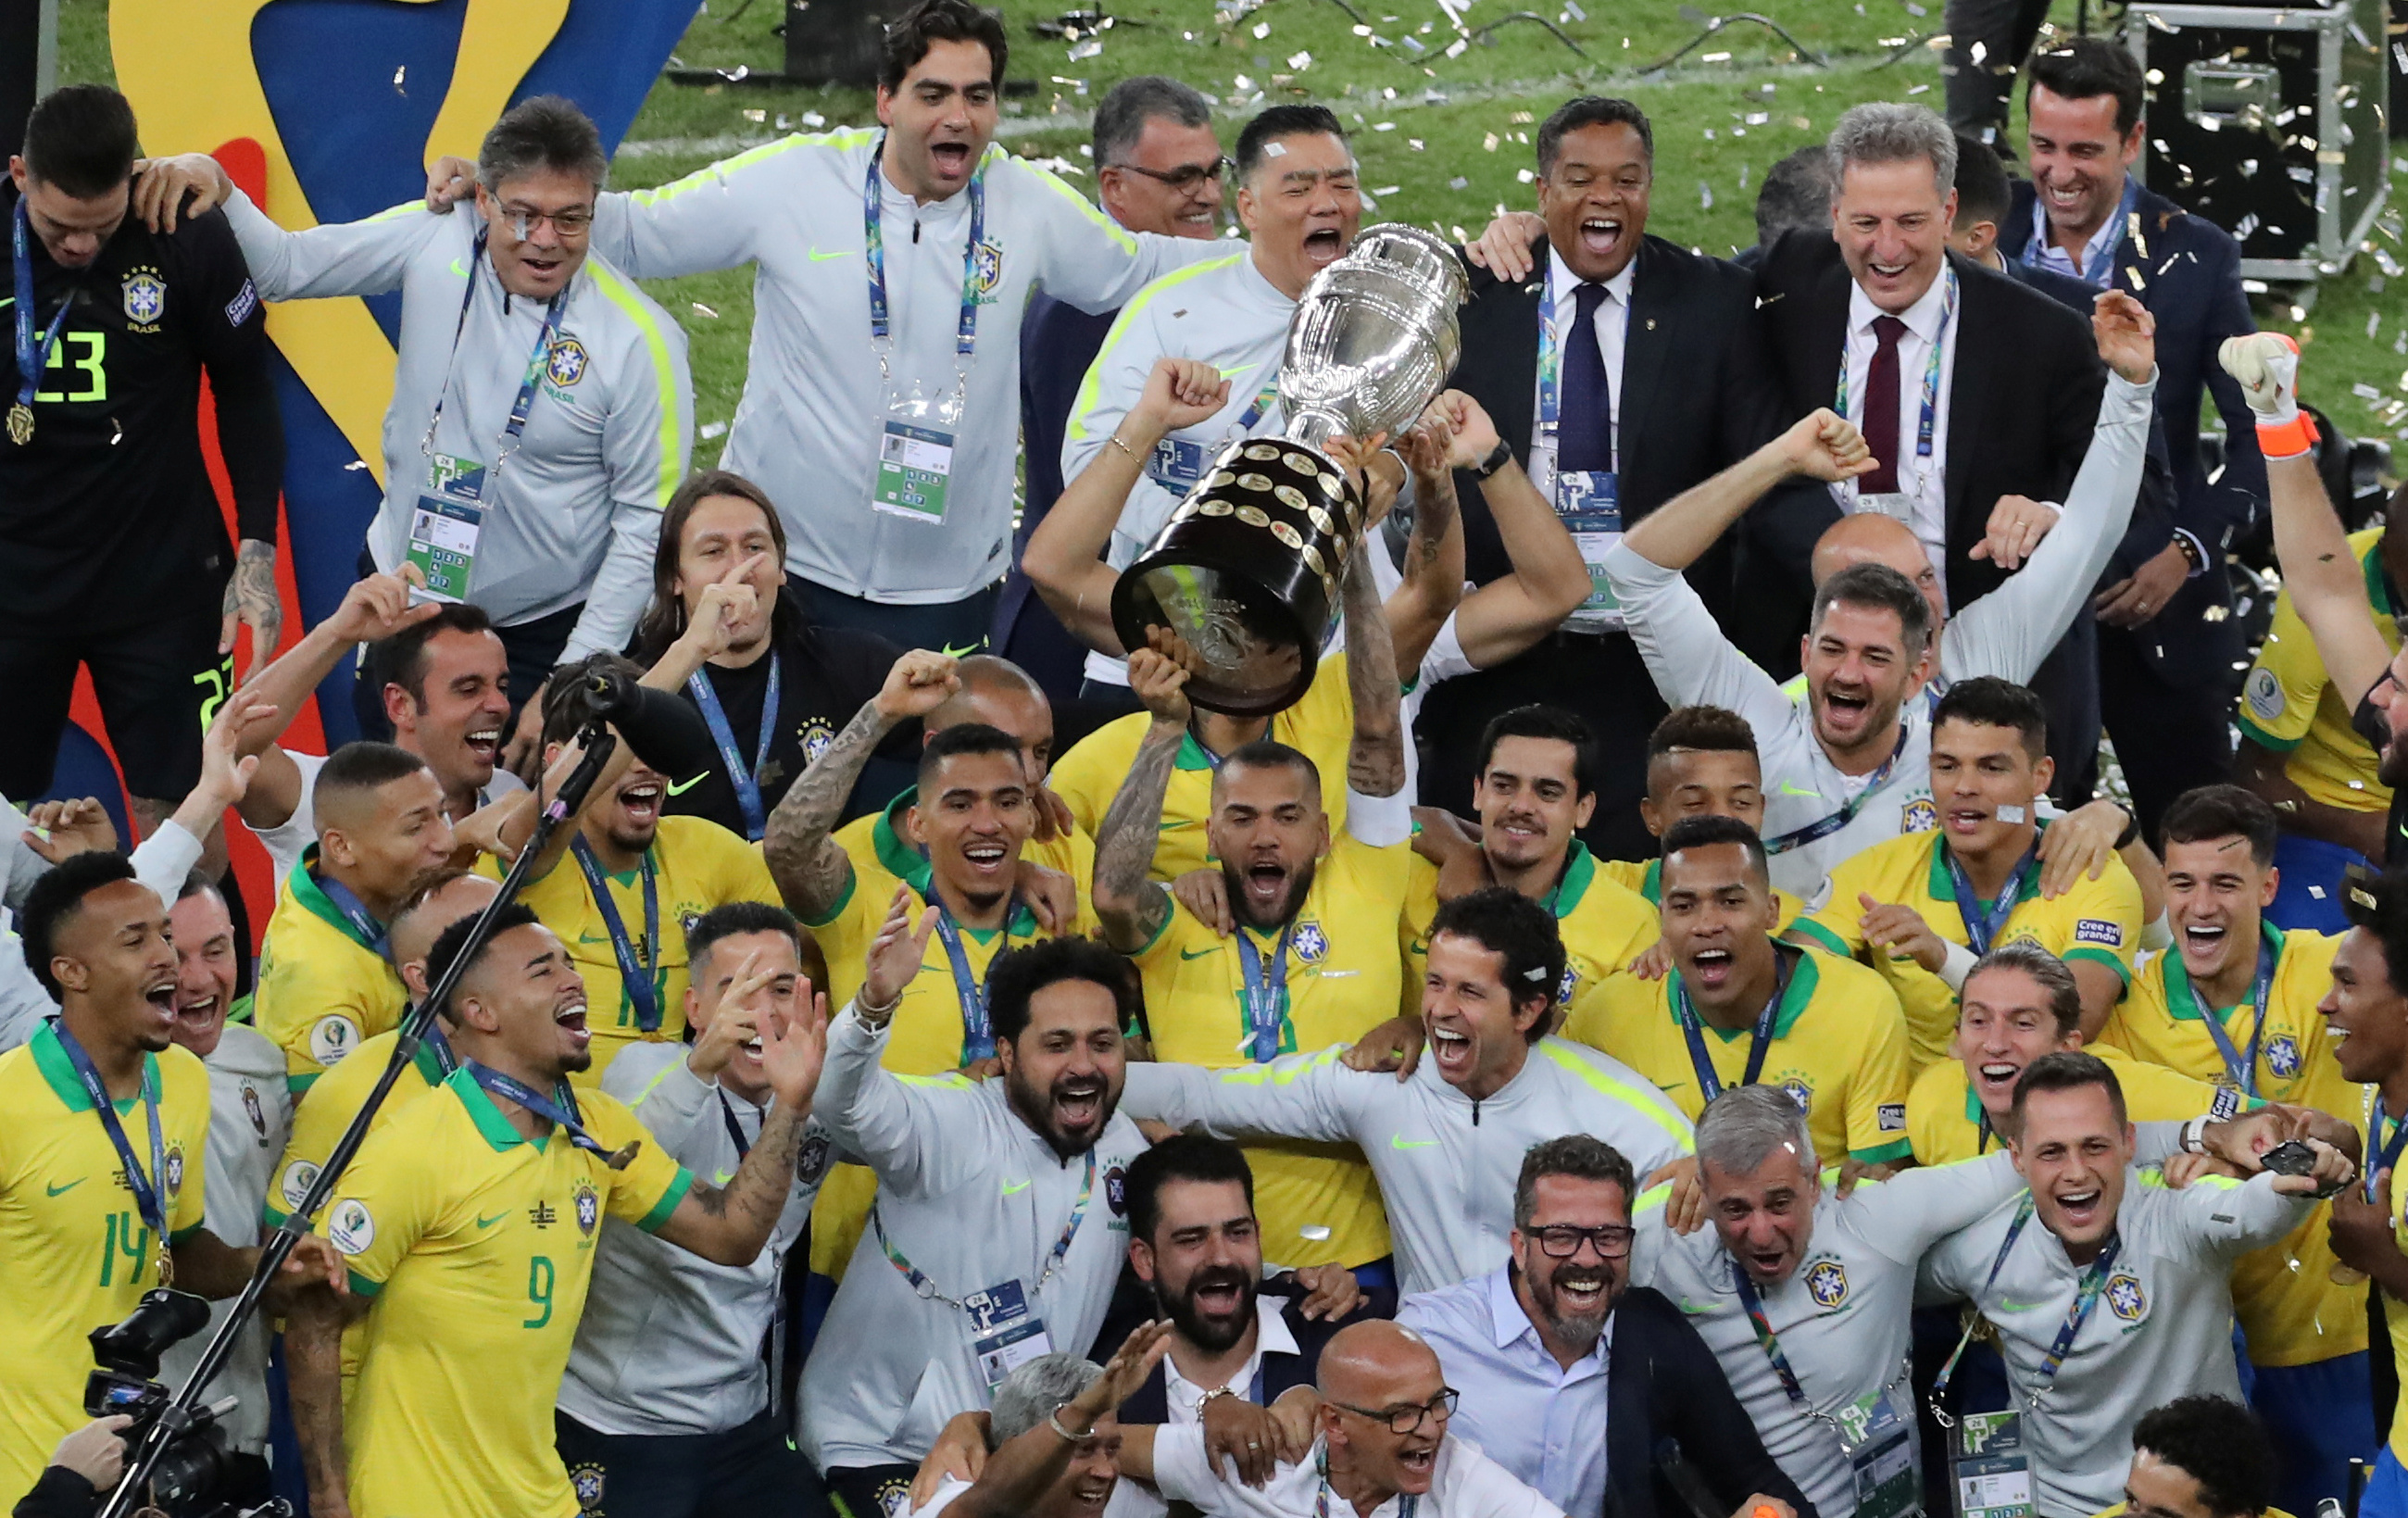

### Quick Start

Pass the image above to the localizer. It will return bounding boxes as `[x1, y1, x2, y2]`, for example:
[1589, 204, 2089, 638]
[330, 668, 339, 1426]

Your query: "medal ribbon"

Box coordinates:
[1673, 947, 1794, 1105]
[687, 653, 783, 841]
[465, 1060, 621, 1160]
[1235, 926, 1294, 1063]
[54, 1022, 170, 1254]
[2190, 938, 2277, 1098]
[1763, 729, 1911, 857]
[1944, 842, 2040, 957]
[571, 837, 665, 1033]
[11, 200, 75, 434]
[1834, 264, 1958, 464]
[418, 229, 569, 482]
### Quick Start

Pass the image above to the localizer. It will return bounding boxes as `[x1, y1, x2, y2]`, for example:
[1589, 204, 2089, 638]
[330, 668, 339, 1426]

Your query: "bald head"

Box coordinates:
[928, 655, 1057, 779]
[1813, 513, 1944, 631]
[1318, 1320, 1443, 1403]
[391, 872, 503, 997]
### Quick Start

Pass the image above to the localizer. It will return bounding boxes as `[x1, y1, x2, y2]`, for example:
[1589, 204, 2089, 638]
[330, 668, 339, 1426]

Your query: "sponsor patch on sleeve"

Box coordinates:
[1877, 1101, 1907, 1133]
[2245, 666, 2285, 724]
[225, 279, 258, 327]
[2073, 918, 2125, 948]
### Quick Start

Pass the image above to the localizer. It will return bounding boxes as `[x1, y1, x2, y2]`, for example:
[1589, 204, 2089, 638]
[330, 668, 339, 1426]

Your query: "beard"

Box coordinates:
[1521, 1256, 1615, 1349]
[1157, 1263, 1259, 1353]
[1005, 1064, 1122, 1161]
[1223, 856, 1321, 932]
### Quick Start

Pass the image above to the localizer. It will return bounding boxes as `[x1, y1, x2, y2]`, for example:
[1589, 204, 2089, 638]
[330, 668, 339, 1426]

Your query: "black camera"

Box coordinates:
[81, 1289, 270, 1518]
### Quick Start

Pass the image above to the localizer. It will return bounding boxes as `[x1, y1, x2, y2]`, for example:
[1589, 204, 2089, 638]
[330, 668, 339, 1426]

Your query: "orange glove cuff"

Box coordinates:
[2256, 412, 2320, 460]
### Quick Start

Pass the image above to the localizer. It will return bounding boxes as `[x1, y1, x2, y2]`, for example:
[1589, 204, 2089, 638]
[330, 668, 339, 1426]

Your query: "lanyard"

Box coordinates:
[1236, 926, 1294, 1063]
[1315, 1451, 1419, 1518]
[10, 200, 75, 433]
[418, 229, 569, 482]
[1944, 842, 2038, 956]
[1834, 265, 1958, 465]
[872, 1148, 1096, 1308]
[1763, 729, 1910, 857]
[930, 898, 1003, 1063]
[2369, 1094, 2408, 1207]
[2190, 939, 2277, 1098]
[863, 139, 985, 387]
[1732, 1270, 1816, 1409]
[571, 837, 664, 1033]
[718, 1087, 756, 1160]
[419, 1014, 458, 1078]
[1536, 275, 1616, 470]
[316, 871, 393, 960]
[1931, 1194, 2120, 1415]
[465, 1060, 634, 1163]
[687, 654, 783, 841]
[53, 1022, 170, 1259]
[1673, 947, 1794, 1104]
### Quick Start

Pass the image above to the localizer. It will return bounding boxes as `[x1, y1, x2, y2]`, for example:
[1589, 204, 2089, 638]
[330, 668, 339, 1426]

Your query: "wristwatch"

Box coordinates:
[1472, 438, 1515, 479]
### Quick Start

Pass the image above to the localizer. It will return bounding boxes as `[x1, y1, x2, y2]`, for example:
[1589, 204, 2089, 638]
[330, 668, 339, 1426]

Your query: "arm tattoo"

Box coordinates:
[286, 1296, 355, 1504]
[1340, 549, 1406, 798]
[1411, 470, 1457, 570]
[1096, 721, 1182, 947]
[687, 1105, 808, 1242]
[764, 698, 892, 916]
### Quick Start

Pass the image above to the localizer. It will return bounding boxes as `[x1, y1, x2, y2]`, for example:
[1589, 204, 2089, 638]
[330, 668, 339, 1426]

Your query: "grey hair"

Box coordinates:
[1964, 940, 2083, 1038]
[1825, 102, 1956, 206]
[477, 95, 609, 195]
[1696, 1085, 1814, 1175]
[1094, 76, 1214, 168]
[990, 1353, 1104, 1448]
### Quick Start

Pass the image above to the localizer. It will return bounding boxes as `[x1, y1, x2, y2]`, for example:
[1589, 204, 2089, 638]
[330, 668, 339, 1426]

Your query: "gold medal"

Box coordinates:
[2331, 1263, 2370, 1286]
[157, 1242, 174, 1289]
[6, 403, 31, 445]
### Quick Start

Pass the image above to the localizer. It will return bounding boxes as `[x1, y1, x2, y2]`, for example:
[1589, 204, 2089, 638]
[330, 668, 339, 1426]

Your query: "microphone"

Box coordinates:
[581, 669, 720, 782]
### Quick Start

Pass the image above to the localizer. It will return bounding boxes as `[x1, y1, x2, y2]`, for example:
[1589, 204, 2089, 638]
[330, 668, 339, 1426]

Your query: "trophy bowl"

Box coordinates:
[1110, 225, 1467, 716]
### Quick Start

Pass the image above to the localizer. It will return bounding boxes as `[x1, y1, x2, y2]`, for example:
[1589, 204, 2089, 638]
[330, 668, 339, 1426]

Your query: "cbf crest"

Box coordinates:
[972, 240, 1005, 299]
[574, 1179, 602, 1236]
[1901, 797, 1938, 833]
[1805, 1260, 1849, 1309]
[2106, 1272, 2147, 1322]
[1292, 921, 1330, 964]
[570, 1461, 606, 1514]
[163, 1142, 187, 1199]
[121, 267, 167, 331]
[799, 718, 837, 764]
[2264, 1035, 2302, 1081]
[546, 337, 590, 389]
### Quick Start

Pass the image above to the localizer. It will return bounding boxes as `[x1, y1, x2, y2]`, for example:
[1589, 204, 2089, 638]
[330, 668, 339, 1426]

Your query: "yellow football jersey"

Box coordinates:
[254, 849, 408, 1095]
[2381, 1103, 2408, 1462]
[1133, 833, 1413, 1268]
[806, 809, 1103, 1279]
[1792, 830, 2143, 1070]
[326, 1069, 689, 1518]
[1598, 857, 1806, 936]
[1049, 650, 1355, 883]
[0, 1028, 209, 1502]
[264, 1027, 453, 1229]
[1563, 945, 1913, 1166]
[505, 815, 780, 1085]
[2238, 527, 2401, 813]
[2099, 928, 2365, 1367]
[1405, 846, 1657, 1024]
[1902, 1047, 2243, 1167]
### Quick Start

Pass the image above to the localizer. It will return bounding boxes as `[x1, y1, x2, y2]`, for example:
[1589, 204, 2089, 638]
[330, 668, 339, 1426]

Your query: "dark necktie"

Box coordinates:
[1860, 313, 1909, 495]
[1556, 281, 1613, 475]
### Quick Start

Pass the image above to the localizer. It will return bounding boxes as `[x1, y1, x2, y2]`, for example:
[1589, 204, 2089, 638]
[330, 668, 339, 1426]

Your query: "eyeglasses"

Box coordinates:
[1111, 157, 1232, 193]
[499, 205, 595, 239]
[1531, 1223, 1636, 1259]
[1332, 1388, 1460, 1436]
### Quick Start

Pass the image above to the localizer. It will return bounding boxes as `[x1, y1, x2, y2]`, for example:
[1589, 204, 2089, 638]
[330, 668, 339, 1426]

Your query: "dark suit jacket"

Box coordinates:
[1999, 180, 2265, 686]
[1088, 1274, 1392, 1422]
[1606, 1287, 1820, 1518]
[1442, 233, 1780, 609]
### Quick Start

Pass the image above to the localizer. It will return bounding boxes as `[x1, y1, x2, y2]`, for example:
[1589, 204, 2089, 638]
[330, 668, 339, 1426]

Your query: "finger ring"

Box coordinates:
[1248, 1441, 1262, 1449]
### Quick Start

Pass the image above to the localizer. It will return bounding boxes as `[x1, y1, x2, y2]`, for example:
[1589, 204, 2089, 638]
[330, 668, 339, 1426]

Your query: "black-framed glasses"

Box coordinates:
[1113, 157, 1232, 192]
[1332, 1388, 1460, 1435]
[1532, 1223, 1636, 1259]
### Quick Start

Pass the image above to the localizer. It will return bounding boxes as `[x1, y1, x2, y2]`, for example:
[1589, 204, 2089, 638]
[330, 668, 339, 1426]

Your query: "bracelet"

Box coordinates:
[2112, 807, 2140, 852]
[1108, 432, 1142, 462]
[1197, 1386, 1242, 1411]
[2180, 1116, 2211, 1155]
[2255, 412, 2319, 461]
[1048, 1411, 1093, 1442]
[855, 989, 902, 1026]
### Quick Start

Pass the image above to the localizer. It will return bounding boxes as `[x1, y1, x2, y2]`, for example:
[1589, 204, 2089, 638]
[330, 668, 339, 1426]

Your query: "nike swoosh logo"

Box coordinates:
[475, 1211, 509, 1229]
[666, 772, 709, 797]
[1179, 946, 1221, 960]
[1675, 1298, 1718, 1315]
[1390, 1135, 1438, 1150]
[452, 257, 470, 277]
[46, 1179, 83, 1197]
[578, 932, 613, 945]
[940, 640, 985, 659]
[1995, 1297, 2049, 1312]
[1778, 782, 1820, 797]
[1002, 1178, 1032, 1195]
[809, 247, 852, 261]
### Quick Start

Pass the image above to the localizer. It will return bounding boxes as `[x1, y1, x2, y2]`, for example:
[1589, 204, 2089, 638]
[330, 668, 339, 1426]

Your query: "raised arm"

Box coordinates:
[1382, 408, 1468, 677]
[1121, 1047, 1366, 1145]
[651, 981, 829, 1265]
[1090, 646, 1186, 952]
[1329, 478, 1407, 801]
[1444, 393, 1590, 669]
[232, 572, 438, 831]
[1624, 408, 1872, 572]
[763, 651, 959, 921]
[950, 1323, 1176, 1518]
[208, 173, 443, 302]
[2222, 333, 2395, 701]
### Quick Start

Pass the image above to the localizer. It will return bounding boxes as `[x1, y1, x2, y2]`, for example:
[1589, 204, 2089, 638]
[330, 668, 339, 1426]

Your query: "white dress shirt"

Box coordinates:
[1398, 1265, 1612, 1518]
[1527, 255, 1636, 634]
[1834, 270, 1958, 603]
[1166, 1306, 1302, 1420]
[1152, 1429, 1562, 1518]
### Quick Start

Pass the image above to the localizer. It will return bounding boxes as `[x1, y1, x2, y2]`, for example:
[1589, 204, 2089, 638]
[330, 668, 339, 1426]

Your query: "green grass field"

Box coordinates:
[54, 0, 2407, 474]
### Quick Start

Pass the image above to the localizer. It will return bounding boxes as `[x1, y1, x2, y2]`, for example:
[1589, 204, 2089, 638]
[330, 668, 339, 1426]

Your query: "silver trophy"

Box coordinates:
[1110, 224, 1470, 715]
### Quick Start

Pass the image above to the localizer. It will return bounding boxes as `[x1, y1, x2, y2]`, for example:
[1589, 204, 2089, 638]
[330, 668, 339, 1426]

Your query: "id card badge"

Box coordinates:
[1148, 435, 1208, 495]
[1856, 491, 1916, 524]
[1950, 1411, 2033, 1518]
[874, 419, 956, 523]
[962, 1279, 1053, 1392]
[1557, 470, 1622, 614]
[1837, 1389, 1921, 1518]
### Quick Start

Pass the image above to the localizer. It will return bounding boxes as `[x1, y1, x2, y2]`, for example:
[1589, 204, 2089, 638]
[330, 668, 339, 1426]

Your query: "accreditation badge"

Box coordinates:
[1555, 469, 1622, 615]
[408, 454, 487, 604]
[1838, 1386, 1920, 1518]
[961, 1278, 1052, 1391]
[873, 419, 956, 523]
[1950, 1411, 2032, 1518]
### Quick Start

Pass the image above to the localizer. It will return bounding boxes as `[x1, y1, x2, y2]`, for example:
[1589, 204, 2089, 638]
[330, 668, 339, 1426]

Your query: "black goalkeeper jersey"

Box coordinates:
[0, 195, 282, 628]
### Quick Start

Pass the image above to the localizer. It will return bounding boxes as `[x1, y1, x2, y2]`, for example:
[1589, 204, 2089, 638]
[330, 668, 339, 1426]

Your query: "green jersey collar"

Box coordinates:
[2364, 536, 2399, 620]
[871, 785, 1038, 939]
[1549, 843, 1597, 918]
[1639, 858, 1662, 907]
[1666, 940, 1820, 1041]
[1923, 828, 2045, 909]
[2161, 922, 2286, 1022]
[294, 846, 384, 954]
[30, 1022, 162, 1114]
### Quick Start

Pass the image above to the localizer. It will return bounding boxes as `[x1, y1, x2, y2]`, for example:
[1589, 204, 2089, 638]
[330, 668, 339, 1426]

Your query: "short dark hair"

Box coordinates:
[2160, 784, 2279, 870]
[1124, 1132, 1255, 1247]
[1965, 940, 2085, 1038]
[1660, 814, 1770, 889]
[176, 870, 223, 906]
[881, 0, 1007, 91]
[21, 84, 139, 200]
[2341, 864, 2408, 993]
[1476, 706, 1596, 798]
[363, 602, 499, 710]
[986, 935, 1138, 1048]
[686, 901, 804, 984]
[1932, 676, 2049, 761]
[1535, 96, 1652, 178]
[20, 850, 140, 997]
[1812, 562, 1933, 662]
[919, 721, 1026, 790]
[424, 903, 543, 1020]
[1428, 887, 1565, 1041]
[2011, 1048, 2126, 1128]
[1754, 145, 1835, 245]
[1218, 739, 1321, 801]
[1235, 105, 1347, 184]
[1513, 1135, 1636, 1227]
[314, 741, 434, 821]
[541, 652, 646, 749]
[1952, 134, 2013, 228]
[2131, 1397, 2276, 1518]
[2027, 36, 2147, 139]
[1094, 76, 1214, 167]
[477, 94, 608, 195]
[1649, 706, 1759, 762]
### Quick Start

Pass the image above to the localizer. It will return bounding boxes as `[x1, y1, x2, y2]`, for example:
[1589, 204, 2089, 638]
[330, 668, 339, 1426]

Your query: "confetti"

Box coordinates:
[1517, 169, 1535, 183]
[1907, 83, 1930, 95]
[1069, 38, 1101, 58]
[1444, 37, 1467, 56]
[392, 65, 408, 93]
[1699, 182, 1714, 208]
[742, 108, 766, 123]
[1484, 132, 1500, 152]
[700, 421, 730, 440]
[1701, 51, 1731, 62]
[1449, 176, 1469, 189]
[1373, 120, 1396, 132]
[345, 458, 370, 471]
[691, 302, 720, 318]
[1374, 185, 1401, 195]
[1254, 20, 1271, 36]
[1288, 49, 1311, 67]
[1409, 139, 1424, 151]
[803, 111, 826, 128]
